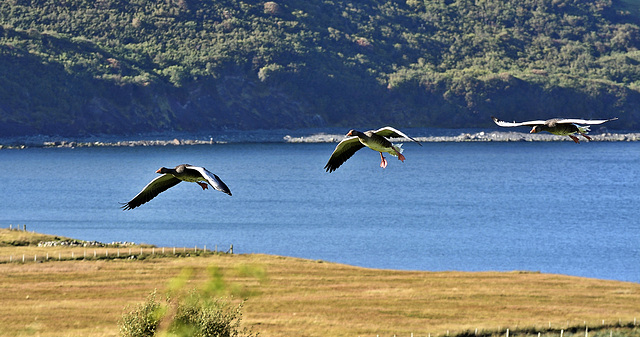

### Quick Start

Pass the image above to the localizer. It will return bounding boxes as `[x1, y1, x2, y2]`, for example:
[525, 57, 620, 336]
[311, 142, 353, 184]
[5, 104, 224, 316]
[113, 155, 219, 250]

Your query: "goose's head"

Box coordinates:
[347, 130, 363, 137]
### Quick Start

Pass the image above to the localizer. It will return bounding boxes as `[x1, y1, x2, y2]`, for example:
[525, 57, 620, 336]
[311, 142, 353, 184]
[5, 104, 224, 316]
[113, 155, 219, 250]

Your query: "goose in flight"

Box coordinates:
[324, 127, 422, 172]
[121, 164, 231, 210]
[492, 116, 618, 143]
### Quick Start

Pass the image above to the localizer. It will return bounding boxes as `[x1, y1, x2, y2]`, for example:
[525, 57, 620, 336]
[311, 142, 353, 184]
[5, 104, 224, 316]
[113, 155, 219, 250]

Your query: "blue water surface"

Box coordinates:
[1, 141, 638, 282]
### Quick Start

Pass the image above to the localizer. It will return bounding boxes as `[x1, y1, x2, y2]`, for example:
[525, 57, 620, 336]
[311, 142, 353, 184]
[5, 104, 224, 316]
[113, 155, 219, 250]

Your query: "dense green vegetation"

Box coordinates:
[1, 0, 640, 136]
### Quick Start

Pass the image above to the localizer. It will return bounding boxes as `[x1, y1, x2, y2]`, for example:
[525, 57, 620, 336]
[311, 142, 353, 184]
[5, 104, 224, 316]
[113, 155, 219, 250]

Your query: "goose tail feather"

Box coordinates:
[577, 125, 591, 134]
[391, 143, 404, 157]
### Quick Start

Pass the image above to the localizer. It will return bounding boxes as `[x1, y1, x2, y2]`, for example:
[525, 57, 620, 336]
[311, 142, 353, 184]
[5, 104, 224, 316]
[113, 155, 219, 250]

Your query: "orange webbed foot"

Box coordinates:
[196, 182, 209, 190]
[379, 153, 388, 169]
[569, 135, 580, 144]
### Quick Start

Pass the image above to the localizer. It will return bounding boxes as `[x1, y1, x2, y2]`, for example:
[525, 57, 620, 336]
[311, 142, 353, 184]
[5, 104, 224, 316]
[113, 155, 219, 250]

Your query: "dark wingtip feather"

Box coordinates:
[119, 202, 134, 211]
[211, 173, 232, 196]
[324, 161, 339, 173]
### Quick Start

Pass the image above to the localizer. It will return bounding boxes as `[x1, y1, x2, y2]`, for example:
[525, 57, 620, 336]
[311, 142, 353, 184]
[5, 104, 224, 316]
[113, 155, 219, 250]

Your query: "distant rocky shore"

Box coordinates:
[284, 131, 640, 143]
[2, 130, 640, 149]
[38, 240, 136, 247]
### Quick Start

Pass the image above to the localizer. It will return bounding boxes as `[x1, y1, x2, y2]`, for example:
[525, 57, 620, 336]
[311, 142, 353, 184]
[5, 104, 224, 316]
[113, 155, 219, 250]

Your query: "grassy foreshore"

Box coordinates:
[0, 229, 638, 337]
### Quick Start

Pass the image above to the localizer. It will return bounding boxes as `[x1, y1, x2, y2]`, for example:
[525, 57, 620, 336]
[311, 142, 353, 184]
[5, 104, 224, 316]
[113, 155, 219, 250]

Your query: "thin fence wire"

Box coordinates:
[1, 244, 234, 264]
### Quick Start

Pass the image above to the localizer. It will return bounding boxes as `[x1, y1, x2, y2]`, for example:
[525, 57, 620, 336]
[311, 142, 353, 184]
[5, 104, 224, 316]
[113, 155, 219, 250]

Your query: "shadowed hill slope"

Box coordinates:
[1, 0, 640, 136]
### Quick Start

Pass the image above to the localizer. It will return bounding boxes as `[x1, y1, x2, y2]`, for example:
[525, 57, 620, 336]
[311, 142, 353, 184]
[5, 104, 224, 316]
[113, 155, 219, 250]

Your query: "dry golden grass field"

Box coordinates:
[0, 229, 639, 337]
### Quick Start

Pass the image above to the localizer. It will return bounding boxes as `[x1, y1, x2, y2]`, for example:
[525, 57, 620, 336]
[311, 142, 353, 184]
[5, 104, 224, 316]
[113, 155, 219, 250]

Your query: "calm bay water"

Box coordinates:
[1, 141, 638, 283]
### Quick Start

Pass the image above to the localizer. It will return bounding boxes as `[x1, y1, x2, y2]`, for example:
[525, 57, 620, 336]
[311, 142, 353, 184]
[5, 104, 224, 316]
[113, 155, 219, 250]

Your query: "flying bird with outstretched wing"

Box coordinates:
[324, 126, 422, 172]
[492, 116, 617, 143]
[121, 164, 231, 210]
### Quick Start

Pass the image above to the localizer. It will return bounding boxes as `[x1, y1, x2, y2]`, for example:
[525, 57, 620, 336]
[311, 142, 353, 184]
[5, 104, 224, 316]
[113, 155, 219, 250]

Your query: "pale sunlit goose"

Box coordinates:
[121, 164, 231, 210]
[324, 126, 422, 172]
[492, 116, 618, 143]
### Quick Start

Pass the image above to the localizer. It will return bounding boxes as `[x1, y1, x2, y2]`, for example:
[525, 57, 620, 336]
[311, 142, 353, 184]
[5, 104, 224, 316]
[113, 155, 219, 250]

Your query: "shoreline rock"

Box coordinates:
[285, 131, 640, 143]
[38, 239, 136, 247]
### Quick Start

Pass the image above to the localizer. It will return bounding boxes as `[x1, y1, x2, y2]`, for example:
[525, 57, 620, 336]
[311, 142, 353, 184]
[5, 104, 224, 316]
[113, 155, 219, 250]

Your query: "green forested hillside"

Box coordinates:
[1, 0, 640, 136]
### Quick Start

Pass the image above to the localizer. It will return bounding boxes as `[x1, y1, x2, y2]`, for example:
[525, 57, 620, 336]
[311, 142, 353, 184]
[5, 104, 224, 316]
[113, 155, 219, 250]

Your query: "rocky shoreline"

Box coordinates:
[2, 130, 640, 149]
[37, 239, 136, 247]
[285, 131, 640, 143]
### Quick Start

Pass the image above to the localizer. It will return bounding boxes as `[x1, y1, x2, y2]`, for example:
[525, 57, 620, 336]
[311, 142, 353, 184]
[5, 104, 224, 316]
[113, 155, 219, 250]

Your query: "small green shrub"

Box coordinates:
[119, 291, 164, 337]
[120, 290, 256, 337]
[169, 291, 256, 337]
[119, 264, 261, 337]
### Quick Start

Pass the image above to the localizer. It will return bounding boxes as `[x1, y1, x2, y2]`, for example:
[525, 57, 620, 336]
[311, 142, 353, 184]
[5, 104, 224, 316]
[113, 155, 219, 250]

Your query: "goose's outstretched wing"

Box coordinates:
[552, 117, 618, 125]
[324, 136, 365, 173]
[373, 126, 422, 145]
[121, 174, 181, 210]
[186, 165, 232, 196]
[492, 116, 546, 127]
[493, 116, 618, 127]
